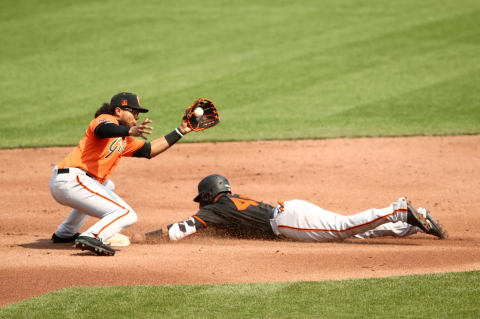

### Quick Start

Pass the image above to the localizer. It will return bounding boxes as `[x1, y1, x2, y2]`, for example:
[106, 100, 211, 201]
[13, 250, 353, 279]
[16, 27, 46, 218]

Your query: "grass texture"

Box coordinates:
[1, 271, 479, 318]
[1, 0, 479, 148]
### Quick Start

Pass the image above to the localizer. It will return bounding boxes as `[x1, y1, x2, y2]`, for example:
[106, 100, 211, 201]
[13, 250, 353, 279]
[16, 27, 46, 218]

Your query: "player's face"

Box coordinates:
[120, 108, 140, 127]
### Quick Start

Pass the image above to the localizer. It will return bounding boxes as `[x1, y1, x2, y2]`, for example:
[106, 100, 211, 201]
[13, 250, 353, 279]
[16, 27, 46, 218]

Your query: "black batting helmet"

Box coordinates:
[193, 174, 231, 204]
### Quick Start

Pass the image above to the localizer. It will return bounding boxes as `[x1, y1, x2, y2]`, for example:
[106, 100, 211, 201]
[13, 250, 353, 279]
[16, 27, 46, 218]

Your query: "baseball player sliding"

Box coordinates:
[49, 92, 218, 256]
[148, 174, 447, 243]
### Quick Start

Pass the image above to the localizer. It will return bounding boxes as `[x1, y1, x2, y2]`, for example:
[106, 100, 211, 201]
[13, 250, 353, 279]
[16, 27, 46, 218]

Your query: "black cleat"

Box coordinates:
[51, 232, 79, 243]
[424, 209, 448, 239]
[74, 236, 115, 256]
[406, 200, 430, 233]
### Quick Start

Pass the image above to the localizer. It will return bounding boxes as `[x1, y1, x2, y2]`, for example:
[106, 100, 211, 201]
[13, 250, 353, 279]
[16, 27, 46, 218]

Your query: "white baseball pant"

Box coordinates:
[269, 198, 421, 242]
[49, 167, 137, 241]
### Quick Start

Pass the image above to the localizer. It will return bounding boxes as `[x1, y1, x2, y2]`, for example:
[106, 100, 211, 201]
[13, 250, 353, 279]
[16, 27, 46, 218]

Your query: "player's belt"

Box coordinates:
[269, 208, 276, 219]
[270, 205, 283, 219]
[57, 168, 95, 179]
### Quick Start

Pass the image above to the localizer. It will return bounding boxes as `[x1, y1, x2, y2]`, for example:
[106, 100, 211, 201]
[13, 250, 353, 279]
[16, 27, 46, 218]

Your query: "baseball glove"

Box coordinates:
[183, 98, 219, 131]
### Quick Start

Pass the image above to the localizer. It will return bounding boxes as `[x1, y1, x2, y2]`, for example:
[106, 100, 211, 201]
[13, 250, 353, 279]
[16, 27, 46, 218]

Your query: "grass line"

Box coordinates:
[1, 271, 479, 318]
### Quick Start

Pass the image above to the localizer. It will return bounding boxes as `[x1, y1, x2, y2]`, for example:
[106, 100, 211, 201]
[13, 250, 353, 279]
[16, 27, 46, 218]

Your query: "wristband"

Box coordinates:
[165, 128, 183, 146]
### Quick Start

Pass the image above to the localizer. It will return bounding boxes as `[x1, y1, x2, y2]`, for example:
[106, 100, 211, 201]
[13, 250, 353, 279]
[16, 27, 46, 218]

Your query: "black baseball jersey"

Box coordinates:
[192, 193, 277, 239]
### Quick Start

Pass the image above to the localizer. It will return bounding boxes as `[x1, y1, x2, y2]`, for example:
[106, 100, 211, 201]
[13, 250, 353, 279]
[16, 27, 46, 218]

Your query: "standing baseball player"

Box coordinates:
[153, 174, 447, 242]
[49, 92, 218, 256]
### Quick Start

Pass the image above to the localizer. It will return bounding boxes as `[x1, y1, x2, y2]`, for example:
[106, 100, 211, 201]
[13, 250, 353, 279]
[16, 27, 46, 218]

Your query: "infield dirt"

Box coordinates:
[1, 136, 479, 306]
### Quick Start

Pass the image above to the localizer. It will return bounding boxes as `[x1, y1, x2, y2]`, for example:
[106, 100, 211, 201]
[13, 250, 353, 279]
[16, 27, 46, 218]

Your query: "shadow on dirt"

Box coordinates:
[342, 239, 421, 246]
[18, 239, 75, 250]
[18, 239, 124, 256]
[71, 251, 121, 256]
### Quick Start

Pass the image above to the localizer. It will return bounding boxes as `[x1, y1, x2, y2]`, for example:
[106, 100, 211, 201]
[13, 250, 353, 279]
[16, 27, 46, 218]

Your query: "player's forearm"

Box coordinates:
[149, 137, 172, 157]
[167, 218, 199, 241]
[150, 127, 188, 158]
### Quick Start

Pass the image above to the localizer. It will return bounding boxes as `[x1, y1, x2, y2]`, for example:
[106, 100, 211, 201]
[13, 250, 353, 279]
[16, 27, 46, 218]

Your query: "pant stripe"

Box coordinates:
[277, 208, 407, 233]
[76, 176, 130, 237]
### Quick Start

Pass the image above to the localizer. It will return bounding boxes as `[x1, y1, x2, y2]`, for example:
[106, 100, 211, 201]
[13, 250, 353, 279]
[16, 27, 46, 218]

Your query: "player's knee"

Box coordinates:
[126, 210, 138, 226]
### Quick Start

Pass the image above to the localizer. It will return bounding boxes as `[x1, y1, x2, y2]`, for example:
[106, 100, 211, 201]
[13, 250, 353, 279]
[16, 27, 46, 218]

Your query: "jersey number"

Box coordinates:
[230, 196, 259, 211]
[105, 138, 124, 158]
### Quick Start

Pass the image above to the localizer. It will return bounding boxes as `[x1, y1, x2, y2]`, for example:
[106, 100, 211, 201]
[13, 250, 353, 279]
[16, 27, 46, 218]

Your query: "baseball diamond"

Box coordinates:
[1, 136, 479, 306]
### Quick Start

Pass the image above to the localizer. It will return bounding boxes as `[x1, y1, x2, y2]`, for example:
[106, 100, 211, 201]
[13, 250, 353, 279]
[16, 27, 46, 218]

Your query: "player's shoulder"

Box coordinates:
[91, 114, 119, 127]
[231, 194, 258, 202]
[222, 193, 255, 208]
[231, 193, 249, 199]
[208, 193, 237, 209]
[216, 193, 233, 203]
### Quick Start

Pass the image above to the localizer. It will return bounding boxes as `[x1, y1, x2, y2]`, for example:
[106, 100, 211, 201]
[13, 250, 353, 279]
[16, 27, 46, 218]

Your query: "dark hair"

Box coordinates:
[94, 103, 117, 118]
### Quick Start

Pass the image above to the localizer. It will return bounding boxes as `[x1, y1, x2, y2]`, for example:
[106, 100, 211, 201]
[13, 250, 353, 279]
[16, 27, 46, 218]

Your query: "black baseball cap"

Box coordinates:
[110, 92, 149, 113]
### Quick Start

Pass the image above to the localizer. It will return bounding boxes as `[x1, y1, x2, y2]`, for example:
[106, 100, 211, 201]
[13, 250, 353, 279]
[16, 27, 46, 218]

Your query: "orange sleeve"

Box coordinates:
[90, 114, 119, 131]
[122, 137, 146, 157]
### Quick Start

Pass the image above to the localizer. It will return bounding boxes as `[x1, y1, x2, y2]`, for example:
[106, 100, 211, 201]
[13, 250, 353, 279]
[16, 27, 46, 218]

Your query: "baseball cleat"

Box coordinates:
[405, 200, 430, 233]
[51, 232, 79, 243]
[418, 208, 448, 239]
[75, 236, 116, 256]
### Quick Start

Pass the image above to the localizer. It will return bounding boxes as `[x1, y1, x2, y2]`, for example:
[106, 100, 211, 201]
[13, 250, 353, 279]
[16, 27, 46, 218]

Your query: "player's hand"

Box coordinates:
[143, 228, 170, 242]
[129, 118, 153, 140]
[179, 119, 192, 135]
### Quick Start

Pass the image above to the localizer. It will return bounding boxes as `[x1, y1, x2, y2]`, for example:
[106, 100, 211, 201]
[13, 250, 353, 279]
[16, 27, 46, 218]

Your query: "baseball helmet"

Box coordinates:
[193, 174, 231, 204]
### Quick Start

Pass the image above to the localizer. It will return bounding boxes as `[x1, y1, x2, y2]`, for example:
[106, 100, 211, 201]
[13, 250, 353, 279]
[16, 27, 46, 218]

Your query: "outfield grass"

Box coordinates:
[1, 0, 479, 148]
[1, 271, 479, 318]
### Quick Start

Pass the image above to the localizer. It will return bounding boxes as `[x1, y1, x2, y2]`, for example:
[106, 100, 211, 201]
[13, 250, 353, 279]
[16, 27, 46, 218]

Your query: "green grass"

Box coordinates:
[1, 271, 479, 318]
[1, 0, 479, 148]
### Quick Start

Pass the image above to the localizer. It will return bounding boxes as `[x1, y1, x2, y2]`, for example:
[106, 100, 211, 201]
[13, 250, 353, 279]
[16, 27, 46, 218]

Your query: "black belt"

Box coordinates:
[57, 168, 94, 179]
[269, 208, 276, 219]
[270, 202, 285, 219]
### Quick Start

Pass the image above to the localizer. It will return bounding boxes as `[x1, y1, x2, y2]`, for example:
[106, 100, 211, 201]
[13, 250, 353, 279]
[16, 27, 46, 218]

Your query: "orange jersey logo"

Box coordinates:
[230, 195, 261, 211]
[58, 114, 145, 183]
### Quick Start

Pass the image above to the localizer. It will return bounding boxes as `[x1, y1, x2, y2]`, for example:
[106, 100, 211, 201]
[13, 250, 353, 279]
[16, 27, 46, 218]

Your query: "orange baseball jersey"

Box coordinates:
[58, 114, 145, 183]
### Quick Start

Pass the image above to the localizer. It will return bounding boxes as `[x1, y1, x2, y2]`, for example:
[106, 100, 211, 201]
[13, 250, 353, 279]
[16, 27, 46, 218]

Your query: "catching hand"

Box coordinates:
[182, 98, 219, 132]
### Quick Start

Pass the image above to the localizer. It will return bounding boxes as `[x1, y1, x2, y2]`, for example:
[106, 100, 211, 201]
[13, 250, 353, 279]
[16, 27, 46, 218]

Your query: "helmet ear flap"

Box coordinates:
[201, 192, 212, 204]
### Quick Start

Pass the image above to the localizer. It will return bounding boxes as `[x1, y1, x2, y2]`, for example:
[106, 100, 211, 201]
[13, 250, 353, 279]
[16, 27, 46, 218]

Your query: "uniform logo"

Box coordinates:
[231, 196, 259, 211]
[121, 99, 128, 106]
[105, 138, 125, 158]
